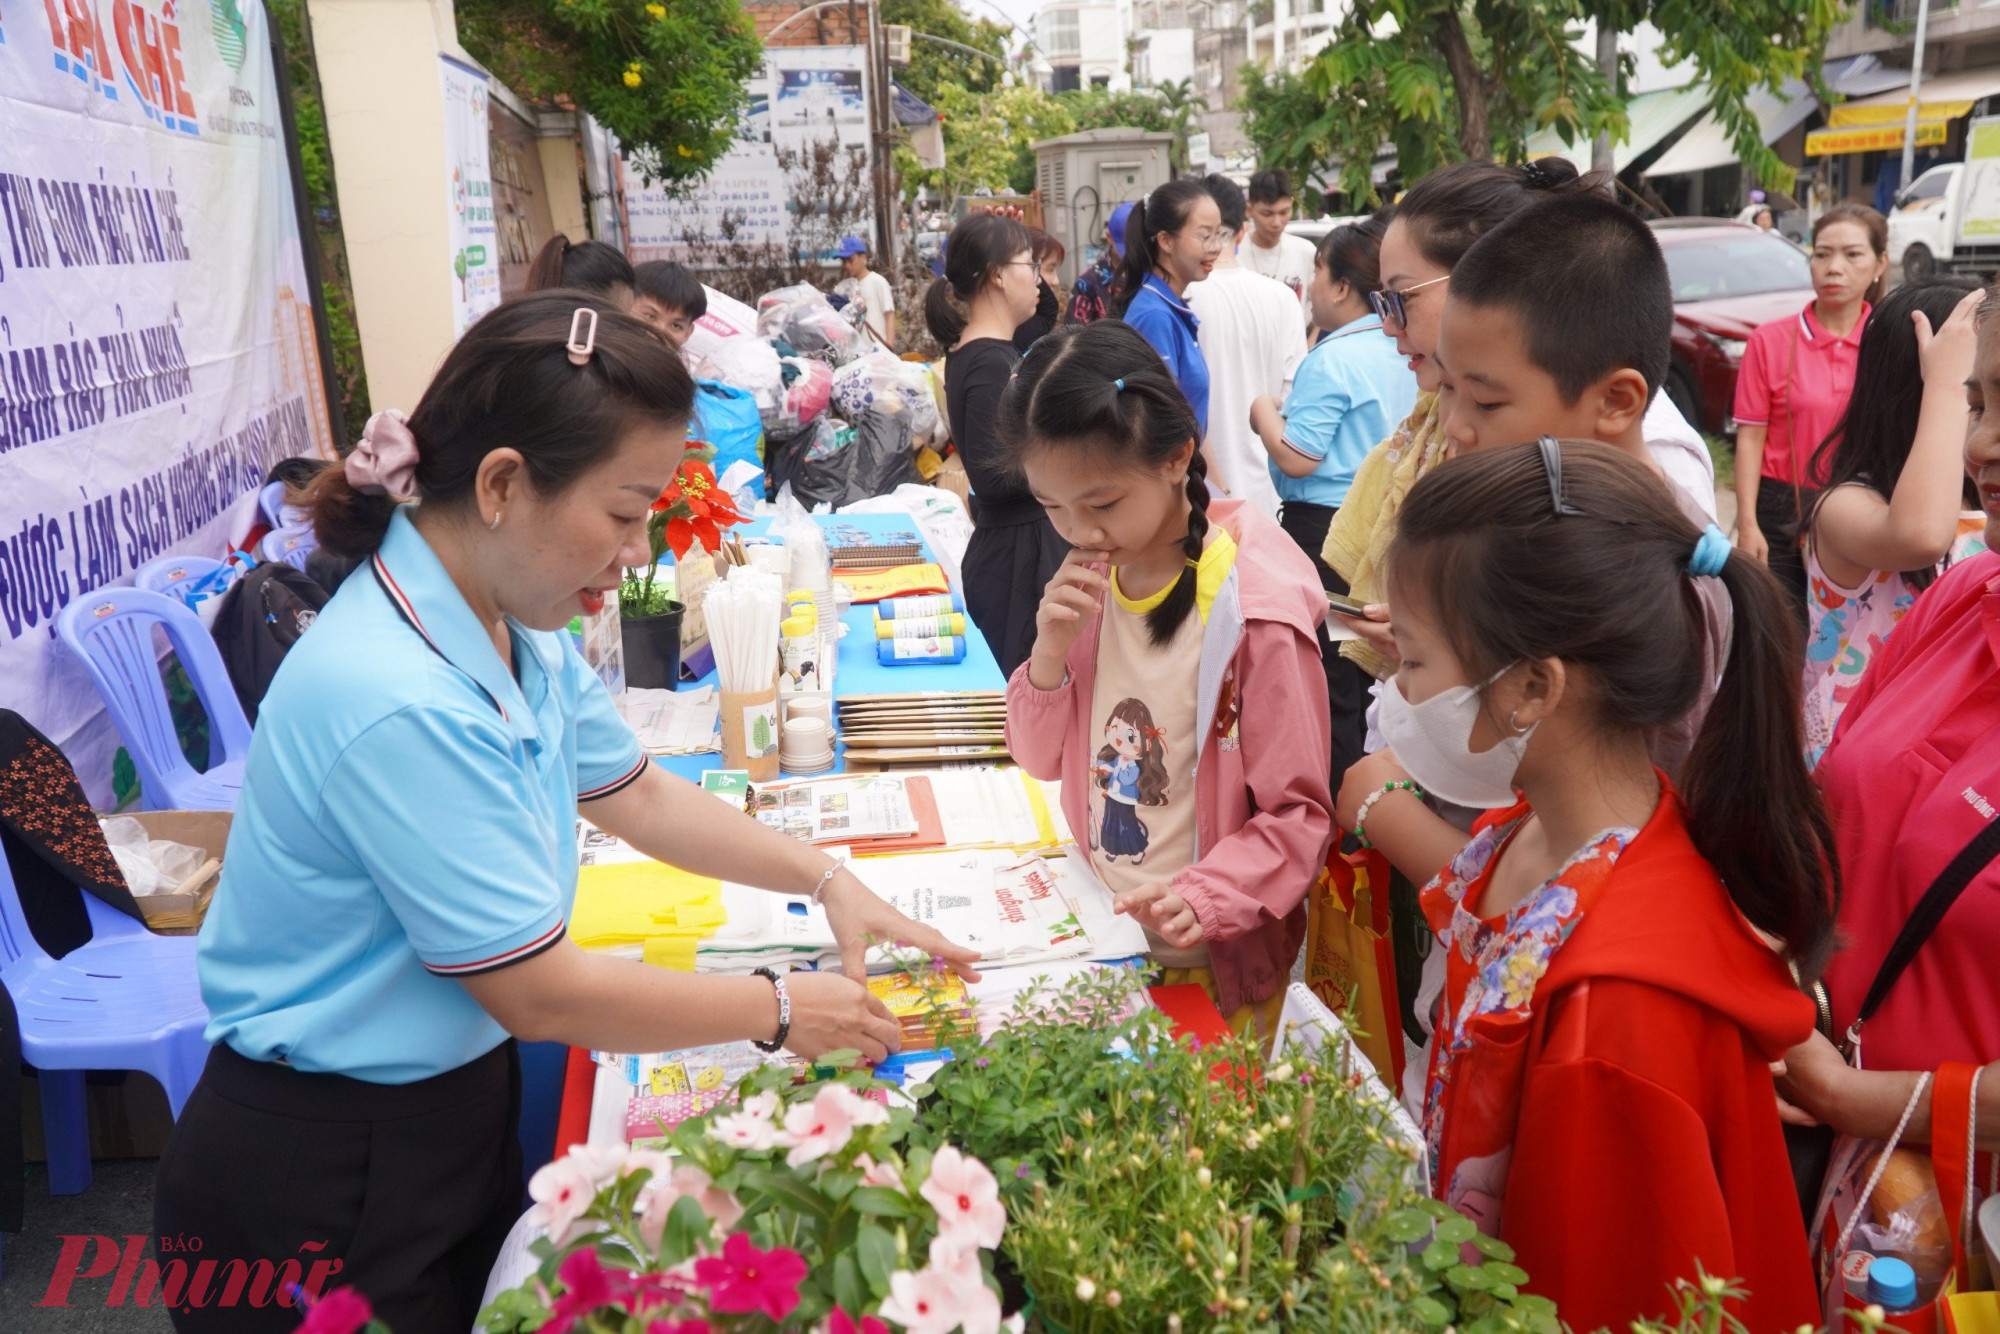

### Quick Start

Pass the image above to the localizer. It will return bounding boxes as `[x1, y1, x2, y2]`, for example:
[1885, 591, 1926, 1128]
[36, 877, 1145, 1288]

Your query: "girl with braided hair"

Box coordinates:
[999, 321, 1335, 1036]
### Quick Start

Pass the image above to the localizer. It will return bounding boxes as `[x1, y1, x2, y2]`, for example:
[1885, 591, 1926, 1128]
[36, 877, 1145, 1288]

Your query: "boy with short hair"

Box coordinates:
[1432, 191, 1717, 521]
[631, 261, 707, 352]
[834, 236, 897, 348]
[1240, 169, 1318, 305]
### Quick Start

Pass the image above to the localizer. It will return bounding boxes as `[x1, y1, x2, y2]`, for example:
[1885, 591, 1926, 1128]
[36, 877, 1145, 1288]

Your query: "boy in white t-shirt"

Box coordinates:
[1239, 170, 1318, 312]
[834, 236, 897, 349]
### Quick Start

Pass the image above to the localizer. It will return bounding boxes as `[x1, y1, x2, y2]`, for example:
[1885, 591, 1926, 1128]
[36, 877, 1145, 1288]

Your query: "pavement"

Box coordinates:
[2, 1161, 174, 1330]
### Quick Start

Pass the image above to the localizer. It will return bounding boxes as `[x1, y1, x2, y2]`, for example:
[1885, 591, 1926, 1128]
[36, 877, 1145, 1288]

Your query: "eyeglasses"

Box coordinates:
[1177, 228, 1226, 253]
[1369, 273, 1449, 329]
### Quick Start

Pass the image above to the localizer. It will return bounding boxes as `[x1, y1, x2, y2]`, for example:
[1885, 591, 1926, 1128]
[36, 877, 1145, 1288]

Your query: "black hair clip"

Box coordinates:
[1521, 160, 1556, 189]
[1537, 436, 1586, 517]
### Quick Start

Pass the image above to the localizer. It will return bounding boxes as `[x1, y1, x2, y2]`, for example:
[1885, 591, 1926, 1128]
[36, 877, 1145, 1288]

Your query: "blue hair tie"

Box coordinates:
[1688, 524, 1730, 578]
[1112, 377, 1125, 391]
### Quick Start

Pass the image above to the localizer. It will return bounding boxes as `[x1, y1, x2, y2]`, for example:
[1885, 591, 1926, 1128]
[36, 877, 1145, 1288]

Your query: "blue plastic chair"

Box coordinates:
[135, 554, 225, 601]
[259, 524, 316, 572]
[0, 850, 209, 1196]
[55, 588, 253, 811]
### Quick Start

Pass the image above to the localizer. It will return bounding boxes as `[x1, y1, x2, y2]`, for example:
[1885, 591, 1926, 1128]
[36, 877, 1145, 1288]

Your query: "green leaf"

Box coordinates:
[1486, 1262, 1530, 1286]
[832, 1252, 867, 1317]
[1422, 1238, 1458, 1271]
[660, 1194, 712, 1263]
[849, 1186, 919, 1218]
[1445, 1263, 1496, 1292]
[856, 1224, 899, 1293]
[742, 1166, 836, 1222]
[1384, 1208, 1432, 1244]
[1469, 1232, 1515, 1261]
[1411, 1295, 1453, 1327]
[1434, 1215, 1477, 1245]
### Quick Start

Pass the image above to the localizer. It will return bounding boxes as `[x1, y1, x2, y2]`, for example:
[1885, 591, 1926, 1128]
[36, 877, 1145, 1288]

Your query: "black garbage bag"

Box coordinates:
[767, 413, 917, 510]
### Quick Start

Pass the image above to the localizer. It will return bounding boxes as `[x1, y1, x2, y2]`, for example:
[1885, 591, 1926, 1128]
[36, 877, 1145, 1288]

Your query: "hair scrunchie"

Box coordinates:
[1688, 523, 1731, 578]
[346, 409, 420, 498]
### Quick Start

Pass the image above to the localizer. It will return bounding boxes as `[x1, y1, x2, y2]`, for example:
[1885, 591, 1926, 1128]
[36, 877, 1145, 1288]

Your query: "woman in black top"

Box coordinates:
[928, 214, 1066, 676]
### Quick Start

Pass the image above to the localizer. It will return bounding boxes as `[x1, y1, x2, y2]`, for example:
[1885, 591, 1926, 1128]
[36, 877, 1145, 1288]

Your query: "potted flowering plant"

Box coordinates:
[467, 1063, 1006, 1333]
[620, 444, 747, 689]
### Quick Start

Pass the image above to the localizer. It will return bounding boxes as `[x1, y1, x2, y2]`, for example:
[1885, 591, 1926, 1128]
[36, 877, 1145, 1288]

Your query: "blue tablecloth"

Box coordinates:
[653, 513, 1004, 783]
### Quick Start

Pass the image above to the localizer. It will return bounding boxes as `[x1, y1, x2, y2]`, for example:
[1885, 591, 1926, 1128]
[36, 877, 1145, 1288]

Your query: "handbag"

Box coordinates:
[1303, 839, 1403, 1090]
[1813, 1063, 1993, 1331]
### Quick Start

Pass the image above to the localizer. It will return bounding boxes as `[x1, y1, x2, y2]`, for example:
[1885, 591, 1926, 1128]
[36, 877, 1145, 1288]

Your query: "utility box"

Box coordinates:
[1034, 129, 1175, 287]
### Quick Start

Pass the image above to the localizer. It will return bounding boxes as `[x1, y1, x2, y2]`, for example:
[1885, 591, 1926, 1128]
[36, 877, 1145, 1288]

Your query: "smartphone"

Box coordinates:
[1326, 591, 1370, 619]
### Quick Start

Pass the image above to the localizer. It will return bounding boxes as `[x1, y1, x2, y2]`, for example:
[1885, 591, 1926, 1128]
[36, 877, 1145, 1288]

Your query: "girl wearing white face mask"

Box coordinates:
[1371, 439, 1834, 1334]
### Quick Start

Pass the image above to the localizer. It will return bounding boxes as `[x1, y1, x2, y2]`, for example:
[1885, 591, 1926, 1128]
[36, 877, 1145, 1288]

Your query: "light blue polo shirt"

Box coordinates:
[197, 507, 647, 1084]
[1274, 314, 1419, 508]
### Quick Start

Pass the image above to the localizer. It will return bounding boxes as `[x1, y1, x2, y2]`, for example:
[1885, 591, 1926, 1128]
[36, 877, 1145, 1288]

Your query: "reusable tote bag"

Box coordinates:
[1304, 841, 1403, 1090]
[1813, 1062, 1993, 1331]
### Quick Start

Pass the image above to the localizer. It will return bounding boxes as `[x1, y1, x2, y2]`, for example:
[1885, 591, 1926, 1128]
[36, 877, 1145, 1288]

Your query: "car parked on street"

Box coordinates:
[1650, 218, 1815, 437]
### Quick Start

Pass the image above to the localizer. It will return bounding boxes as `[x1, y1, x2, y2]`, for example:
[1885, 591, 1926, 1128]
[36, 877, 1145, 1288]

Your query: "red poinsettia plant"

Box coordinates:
[622, 444, 748, 618]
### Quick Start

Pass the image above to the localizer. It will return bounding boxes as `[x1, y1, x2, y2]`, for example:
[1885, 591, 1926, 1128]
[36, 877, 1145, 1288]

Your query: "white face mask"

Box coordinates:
[1377, 665, 1537, 809]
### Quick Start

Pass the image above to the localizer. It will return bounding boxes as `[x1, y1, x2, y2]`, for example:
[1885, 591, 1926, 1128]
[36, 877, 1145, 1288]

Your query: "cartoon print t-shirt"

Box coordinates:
[1802, 510, 1987, 768]
[1087, 529, 1238, 968]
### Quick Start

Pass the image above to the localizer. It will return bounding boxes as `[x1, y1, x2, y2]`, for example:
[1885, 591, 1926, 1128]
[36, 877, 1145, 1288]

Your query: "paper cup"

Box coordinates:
[785, 694, 833, 728]
[720, 687, 781, 781]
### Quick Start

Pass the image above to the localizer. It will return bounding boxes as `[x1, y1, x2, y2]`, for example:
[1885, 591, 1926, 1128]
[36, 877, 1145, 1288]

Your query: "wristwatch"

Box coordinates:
[752, 966, 792, 1053]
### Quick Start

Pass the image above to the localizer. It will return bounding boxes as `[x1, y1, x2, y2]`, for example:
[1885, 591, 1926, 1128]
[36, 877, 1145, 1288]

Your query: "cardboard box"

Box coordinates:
[119, 809, 230, 935]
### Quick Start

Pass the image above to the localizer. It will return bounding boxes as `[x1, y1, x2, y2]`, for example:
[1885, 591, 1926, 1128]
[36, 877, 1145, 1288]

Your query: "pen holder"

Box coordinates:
[720, 686, 781, 781]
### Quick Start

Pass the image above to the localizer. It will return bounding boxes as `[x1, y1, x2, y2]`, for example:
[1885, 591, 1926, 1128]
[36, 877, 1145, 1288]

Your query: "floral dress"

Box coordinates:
[1419, 810, 1637, 1237]
[1802, 512, 1988, 768]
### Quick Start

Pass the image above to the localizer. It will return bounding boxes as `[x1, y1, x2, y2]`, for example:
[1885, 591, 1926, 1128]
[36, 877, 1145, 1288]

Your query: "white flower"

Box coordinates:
[856, 1152, 905, 1190]
[741, 1088, 782, 1122]
[637, 1162, 744, 1249]
[775, 1084, 865, 1166]
[877, 1266, 964, 1334]
[710, 1105, 778, 1151]
[1196, 1167, 1212, 1188]
[526, 1158, 597, 1245]
[919, 1145, 1007, 1249]
[929, 1235, 1001, 1334]
[1074, 1277, 1097, 1302]
[570, 1141, 630, 1186]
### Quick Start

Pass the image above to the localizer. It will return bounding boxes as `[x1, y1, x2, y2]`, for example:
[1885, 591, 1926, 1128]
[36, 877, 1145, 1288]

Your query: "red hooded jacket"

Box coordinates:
[1487, 789, 1819, 1332]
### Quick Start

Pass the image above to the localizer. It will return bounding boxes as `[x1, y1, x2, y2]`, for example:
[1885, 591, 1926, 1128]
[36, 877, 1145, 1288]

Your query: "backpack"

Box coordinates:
[210, 562, 330, 723]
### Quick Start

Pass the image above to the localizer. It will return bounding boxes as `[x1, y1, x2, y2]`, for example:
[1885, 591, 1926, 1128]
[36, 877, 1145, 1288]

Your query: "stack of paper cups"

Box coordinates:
[781, 716, 835, 775]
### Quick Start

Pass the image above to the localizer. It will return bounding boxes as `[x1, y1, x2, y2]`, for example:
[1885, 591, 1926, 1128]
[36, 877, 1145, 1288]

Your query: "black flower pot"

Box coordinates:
[621, 601, 685, 690]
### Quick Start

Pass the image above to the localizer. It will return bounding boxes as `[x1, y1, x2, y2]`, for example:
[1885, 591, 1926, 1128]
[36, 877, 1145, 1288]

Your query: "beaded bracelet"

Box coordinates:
[1353, 779, 1423, 849]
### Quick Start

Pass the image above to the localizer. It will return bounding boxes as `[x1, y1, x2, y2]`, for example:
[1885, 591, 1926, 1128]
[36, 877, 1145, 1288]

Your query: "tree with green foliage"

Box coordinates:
[883, 0, 1011, 104]
[455, 0, 762, 188]
[900, 81, 1076, 199]
[1241, 0, 1842, 207]
[1237, 64, 1343, 204]
[1058, 86, 1174, 137]
[1153, 76, 1203, 172]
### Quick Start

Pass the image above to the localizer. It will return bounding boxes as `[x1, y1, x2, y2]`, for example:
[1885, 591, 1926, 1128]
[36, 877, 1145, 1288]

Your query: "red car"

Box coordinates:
[1651, 218, 1815, 437]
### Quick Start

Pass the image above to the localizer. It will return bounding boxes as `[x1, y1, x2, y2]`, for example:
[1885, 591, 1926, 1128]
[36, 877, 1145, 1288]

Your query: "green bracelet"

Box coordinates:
[1353, 779, 1422, 849]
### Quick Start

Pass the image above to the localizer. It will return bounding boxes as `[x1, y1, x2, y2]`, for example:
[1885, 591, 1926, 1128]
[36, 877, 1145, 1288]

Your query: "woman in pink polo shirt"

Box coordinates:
[1733, 204, 1889, 618]
[1777, 281, 2000, 1176]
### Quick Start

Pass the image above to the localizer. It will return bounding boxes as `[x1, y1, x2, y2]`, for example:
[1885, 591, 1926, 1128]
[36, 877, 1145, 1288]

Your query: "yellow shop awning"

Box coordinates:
[1806, 119, 1951, 156]
[1822, 63, 2000, 131]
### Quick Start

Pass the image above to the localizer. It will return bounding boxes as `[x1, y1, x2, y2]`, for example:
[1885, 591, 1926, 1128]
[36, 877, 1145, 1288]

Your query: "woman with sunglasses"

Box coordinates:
[1114, 177, 1225, 435]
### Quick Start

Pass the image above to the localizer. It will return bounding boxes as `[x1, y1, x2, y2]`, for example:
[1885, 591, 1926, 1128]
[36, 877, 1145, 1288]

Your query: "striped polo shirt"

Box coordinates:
[197, 505, 645, 1083]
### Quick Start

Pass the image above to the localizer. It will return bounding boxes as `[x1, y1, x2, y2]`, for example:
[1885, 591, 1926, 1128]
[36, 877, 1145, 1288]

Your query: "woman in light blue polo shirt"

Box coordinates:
[153, 294, 976, 1333]
[1248, 217, 1417, 785]
[1115, 177, 1224, 433]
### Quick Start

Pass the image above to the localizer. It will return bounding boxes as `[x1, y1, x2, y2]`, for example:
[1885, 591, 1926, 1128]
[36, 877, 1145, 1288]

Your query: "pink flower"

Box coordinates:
[825, 1309, 892, 1334]
[572, 1141, 633, 1185]
[855, 1153, 904, 1190]
[776, 1085, 868, 1167]
[709, 1089, 781, 1151]
[295, 1286, 374, 1334]
[875, 1267, 964, 1334]
[919, 1145, 1006, 1249]
[638, 1164, 745, 1249]
[928, 1236, 1001, 1334]
[647, 1321, 711, 1334]
[541, 1250, 627, 1334]
[528, 1157, 600, 1246]
[692, 1231, 807, 1321]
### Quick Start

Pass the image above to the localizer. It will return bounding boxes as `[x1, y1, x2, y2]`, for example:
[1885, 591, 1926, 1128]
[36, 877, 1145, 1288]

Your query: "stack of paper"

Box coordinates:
[867, 972, 973, 1051]
[619, 686, 721, 755]
[836, 692, 1010, 765]
[925, 769, 1067, 850]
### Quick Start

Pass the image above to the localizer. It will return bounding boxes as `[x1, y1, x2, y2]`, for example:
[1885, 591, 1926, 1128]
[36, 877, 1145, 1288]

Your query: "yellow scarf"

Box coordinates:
[1320, 391, 1446, 679]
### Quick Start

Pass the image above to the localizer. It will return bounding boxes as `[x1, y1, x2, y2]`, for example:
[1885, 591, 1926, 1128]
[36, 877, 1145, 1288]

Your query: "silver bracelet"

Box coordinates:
[810, 862, 839, 905]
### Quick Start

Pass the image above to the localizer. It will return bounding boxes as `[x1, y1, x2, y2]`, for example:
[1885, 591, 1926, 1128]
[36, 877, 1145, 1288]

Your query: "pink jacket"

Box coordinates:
[1005, 498, 1335, 1015]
